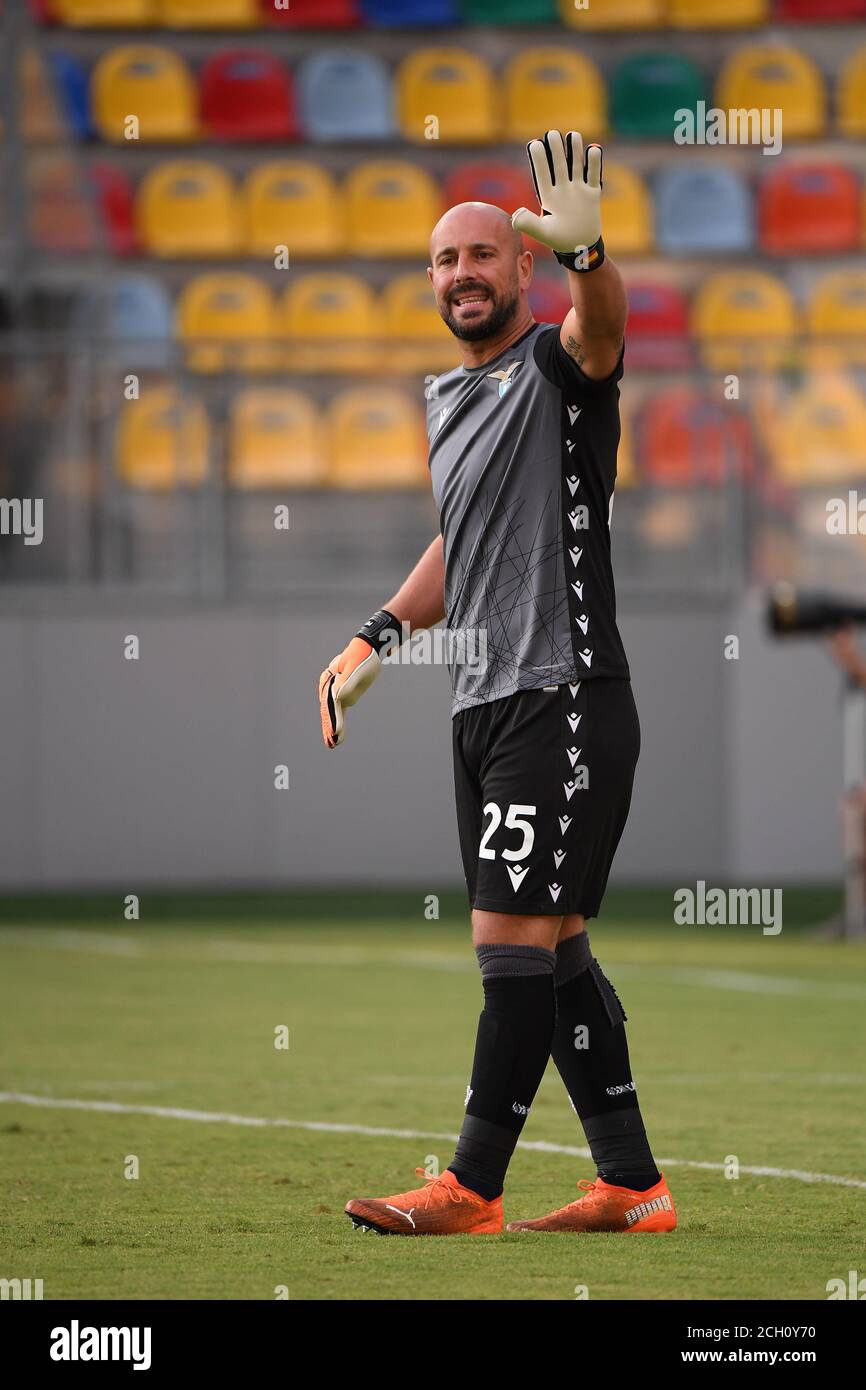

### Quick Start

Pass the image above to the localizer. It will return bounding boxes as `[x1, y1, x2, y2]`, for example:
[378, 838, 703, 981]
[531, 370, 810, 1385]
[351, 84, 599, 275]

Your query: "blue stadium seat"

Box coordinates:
[297, 50, 394, 142]
[48, 51, 93, 140]
[655, 166, 753, 254]
[75, 274, 174, 367]
[360, 0, 460, 23]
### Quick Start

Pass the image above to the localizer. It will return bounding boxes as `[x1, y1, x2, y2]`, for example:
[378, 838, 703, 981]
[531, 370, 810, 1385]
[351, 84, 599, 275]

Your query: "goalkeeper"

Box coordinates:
[319, 132, 676, 1237]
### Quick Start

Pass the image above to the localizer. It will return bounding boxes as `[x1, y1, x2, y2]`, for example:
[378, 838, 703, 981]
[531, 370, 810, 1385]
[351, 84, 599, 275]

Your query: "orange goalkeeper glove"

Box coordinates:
[318, 609, 403, 750]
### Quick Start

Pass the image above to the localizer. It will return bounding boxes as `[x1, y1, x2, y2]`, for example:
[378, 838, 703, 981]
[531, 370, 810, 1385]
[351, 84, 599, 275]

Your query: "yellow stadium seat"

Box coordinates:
[244, 162, 344, 260]
[177, 273, 280, 373]
[838, 47, 866, 139]
[116, 387, 209, 490]
[91, 47, 198, 144]
[283, 273, 379, 374]
[597, 162, 652, 255]
[773, 375, 866, 484]
[383, 273, 460, 374]
[158, 0, 257, 25]
[345, 161, 440, 259]
[715, 45, 826, 141]
[328, 389, 428, 490]
[137, 161, 241, 258]
[396, 48, 498, 145]
[54, 0, 155, 24]
[692, 272, 798, 371]
[505, 49, 606, 142]
[559, 0, 662, 27]
[807, 270, 866, 367]
[669, 0, 766, 26]
[229, 388, 326, 488]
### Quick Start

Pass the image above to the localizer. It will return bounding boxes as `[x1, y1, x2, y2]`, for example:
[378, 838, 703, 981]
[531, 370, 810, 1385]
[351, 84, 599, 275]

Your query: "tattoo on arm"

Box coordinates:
[565, 335, 586, 367]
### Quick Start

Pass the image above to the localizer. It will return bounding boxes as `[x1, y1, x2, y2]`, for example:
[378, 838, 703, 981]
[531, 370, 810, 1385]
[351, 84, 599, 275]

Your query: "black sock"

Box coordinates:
[551, 932, 661, 1191]
[449, 943, 557, 1201]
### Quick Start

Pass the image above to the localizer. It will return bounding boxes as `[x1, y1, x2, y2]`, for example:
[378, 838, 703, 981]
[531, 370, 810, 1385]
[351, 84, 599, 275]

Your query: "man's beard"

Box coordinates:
[440, 287, 520, 342]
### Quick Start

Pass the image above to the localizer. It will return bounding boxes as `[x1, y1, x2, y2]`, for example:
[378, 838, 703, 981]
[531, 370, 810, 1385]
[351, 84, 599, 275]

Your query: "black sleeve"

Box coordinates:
[532, 323, 625, 399]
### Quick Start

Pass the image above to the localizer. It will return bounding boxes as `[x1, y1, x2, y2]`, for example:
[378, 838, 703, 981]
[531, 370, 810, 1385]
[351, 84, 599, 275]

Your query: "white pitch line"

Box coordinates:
[1, 1091, 864, 1191]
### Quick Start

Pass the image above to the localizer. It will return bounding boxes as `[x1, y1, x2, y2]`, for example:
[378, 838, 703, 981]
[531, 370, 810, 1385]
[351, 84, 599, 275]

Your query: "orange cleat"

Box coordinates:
[506, 1172, 677, 1234]
[346, 1167, 503, 1236]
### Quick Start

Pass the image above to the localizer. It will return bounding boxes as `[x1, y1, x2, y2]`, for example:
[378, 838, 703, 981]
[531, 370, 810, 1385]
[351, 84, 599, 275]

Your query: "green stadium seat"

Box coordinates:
[611, 52, 705, 139]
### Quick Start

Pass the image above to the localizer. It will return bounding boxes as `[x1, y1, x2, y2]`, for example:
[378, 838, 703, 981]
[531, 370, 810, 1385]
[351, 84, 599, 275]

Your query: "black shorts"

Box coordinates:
[452, 678, 640, 918]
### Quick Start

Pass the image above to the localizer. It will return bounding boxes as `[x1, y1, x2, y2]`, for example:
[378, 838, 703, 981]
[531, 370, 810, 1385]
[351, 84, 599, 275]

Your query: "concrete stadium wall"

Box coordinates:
[0, 591, 845, 893]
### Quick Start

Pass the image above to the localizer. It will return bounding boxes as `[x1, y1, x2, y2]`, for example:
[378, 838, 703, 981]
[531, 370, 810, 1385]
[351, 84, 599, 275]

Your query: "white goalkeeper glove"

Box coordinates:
[318, 609, 402, 750]
[512, 130, 605, 271]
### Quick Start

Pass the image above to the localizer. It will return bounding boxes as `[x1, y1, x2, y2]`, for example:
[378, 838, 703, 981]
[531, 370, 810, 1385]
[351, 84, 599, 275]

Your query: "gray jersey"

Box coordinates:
[426, 320, 630, 717]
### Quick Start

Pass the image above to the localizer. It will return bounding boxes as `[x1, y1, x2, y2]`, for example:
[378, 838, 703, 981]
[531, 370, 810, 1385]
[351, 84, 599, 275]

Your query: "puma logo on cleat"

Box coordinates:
[386, 1205, 417, 1229]
[625, 1195, 673, 1226]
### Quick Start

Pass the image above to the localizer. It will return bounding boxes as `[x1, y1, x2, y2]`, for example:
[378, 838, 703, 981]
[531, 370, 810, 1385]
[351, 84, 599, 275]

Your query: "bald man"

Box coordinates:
[322, 132, 676, 1237]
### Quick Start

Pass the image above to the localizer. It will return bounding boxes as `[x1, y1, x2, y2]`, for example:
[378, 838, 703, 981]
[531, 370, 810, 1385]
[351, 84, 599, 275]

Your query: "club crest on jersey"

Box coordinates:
[487, 361, 522, 398]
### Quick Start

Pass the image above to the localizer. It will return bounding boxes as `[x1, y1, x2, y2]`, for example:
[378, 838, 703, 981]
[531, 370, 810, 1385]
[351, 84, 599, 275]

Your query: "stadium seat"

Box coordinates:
[283, 273, 379, 373]
[759, 164, 861, 255]
[772, 375, 866, 483]
[838, 47, 866, 138]
[244, 162, 344, 259]
[200, 51, 299, 142]
[528, 276, 572, 324]
[327, 388, 428, 489]
[461, 0, 556, 21]
[29, 154, 98, 252]
[158, 0, 258, 25]
[807, 271, 866, 365]
[229, 388, 326, 488]
[444, 163, 536, 218]
[397, 48, 497, 144]
[623, 283, 691, 369]
[558, 0, 662, 28]
[505, 49, 606, 142]
[345, 161, 440, 258]
[74, 273, 174, 366]
[176, 273, 280, 373]
[265, 0, 361, 23]
[383, 272, 459, 373]
[361, 0, 460, 23]
[89, 163, 138, 256]
[656, 167, 752, 255]
[692, 271, 798, 369]
[116, 387, 210, 490]
[53, 0, 155, 23]
[668, 0, 766, 25]
[298, 50, 393, 142]
[136, 162, 241, 258]
[91, 47, 198, 144]
[715, 45, 826, 141]
[599, 163, 653, 255]
[776, 0, 866, 17]
[48, 51, 93, 141]
[640, 388, 755, 486]
[611, 52, 705, 138]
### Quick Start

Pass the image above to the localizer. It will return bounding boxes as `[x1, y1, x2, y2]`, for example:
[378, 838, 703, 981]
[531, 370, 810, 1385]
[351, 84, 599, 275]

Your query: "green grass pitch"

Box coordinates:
[0, 887, 863, 1301]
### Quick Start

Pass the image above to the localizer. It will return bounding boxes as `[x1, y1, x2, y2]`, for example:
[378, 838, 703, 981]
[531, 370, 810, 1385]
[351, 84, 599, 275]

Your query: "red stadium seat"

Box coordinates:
[759, 164, 861, 255]
[262, 0, 360, 23]
[200, 51, 299, 142]
[90, 163, 138, 256]
[640, 388, 755, 486]
[443, 162, 536, 217]
[774, 0, 866, 17]
[623, 283, 692, 369]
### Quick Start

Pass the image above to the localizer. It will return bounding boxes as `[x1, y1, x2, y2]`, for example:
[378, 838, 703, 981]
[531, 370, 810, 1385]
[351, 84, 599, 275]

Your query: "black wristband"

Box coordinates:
[555, 236, 605, 273]
[355, 608, 405, 657]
